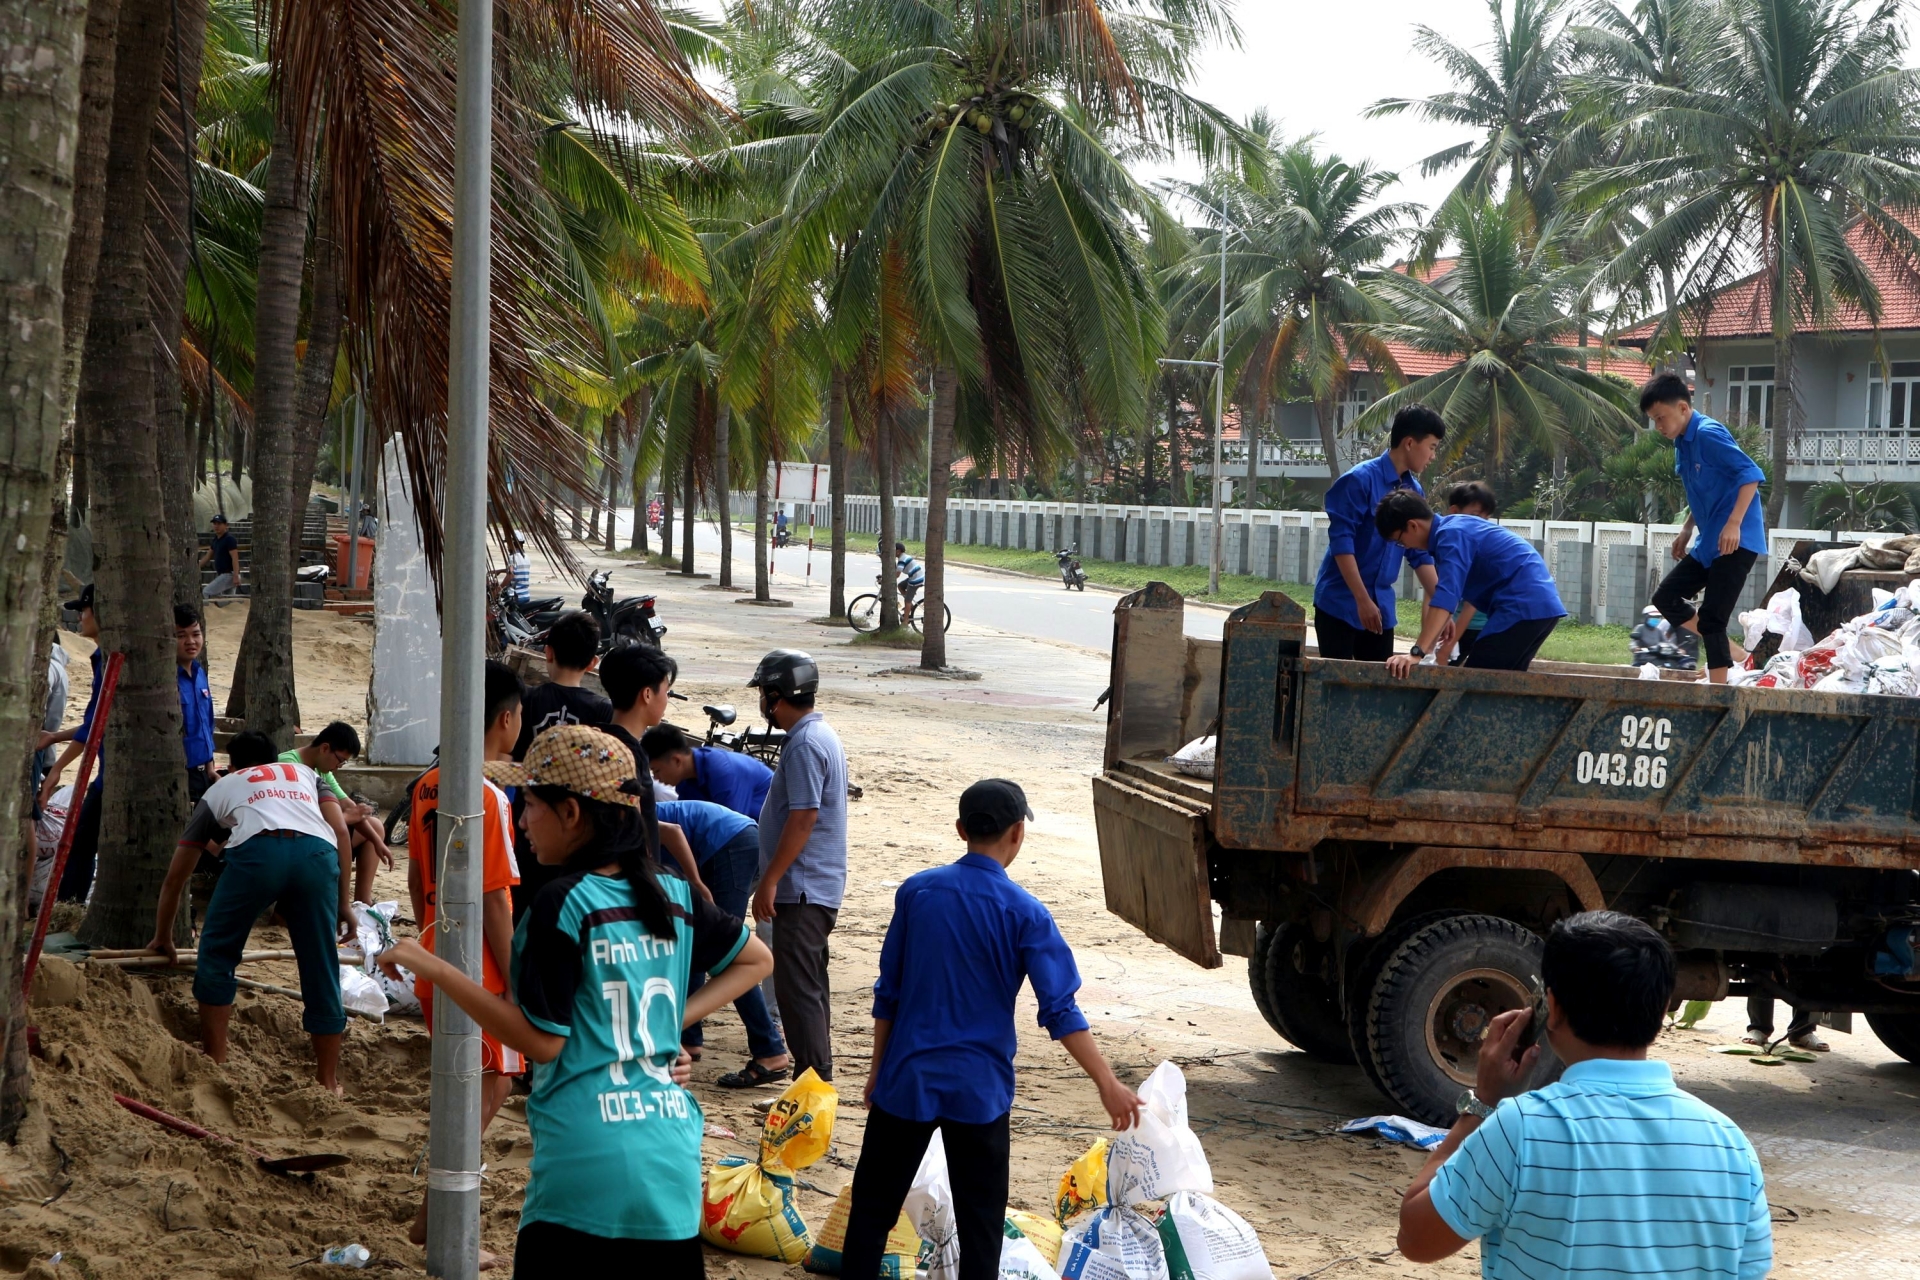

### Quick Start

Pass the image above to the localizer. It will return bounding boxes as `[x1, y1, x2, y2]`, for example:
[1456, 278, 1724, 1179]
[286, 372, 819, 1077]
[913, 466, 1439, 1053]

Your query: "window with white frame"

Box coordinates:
[1725, 365, 1774, 430]
[1867, 362, 1920, 432]
[1336, 383, 1372, 430]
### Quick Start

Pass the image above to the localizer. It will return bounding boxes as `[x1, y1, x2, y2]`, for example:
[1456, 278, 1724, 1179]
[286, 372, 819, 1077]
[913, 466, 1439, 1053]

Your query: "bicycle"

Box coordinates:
[847, 576, 951, 635]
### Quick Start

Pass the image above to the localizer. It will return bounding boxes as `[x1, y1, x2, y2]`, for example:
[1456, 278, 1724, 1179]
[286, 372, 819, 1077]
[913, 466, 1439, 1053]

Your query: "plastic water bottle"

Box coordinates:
[320, 1244, 370, 1268]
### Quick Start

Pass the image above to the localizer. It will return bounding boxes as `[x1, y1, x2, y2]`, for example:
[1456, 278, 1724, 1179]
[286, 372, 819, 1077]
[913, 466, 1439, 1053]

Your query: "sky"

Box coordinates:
[1140, 0, 1507, 221]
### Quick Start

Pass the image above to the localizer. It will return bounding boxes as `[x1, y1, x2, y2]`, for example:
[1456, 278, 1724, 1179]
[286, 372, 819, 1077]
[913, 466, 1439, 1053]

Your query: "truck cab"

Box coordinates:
[1094, 583, 1920, 1124]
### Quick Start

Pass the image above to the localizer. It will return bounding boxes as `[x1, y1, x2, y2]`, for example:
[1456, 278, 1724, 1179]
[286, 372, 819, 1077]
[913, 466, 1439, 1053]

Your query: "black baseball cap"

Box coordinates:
[211, 513, 229, 525]
[959, 779, 1033, 838]
[63, 583, 93, 613]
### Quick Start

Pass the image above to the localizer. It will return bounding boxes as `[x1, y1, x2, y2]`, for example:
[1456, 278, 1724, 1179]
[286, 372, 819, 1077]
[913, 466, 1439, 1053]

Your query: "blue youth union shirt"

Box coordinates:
[870, 853, 1090, 1125]
[654, 799, 755, 863]
[1426, 514, 1566, 636]
[1674, 411, 1766, 566]
[177, 660, 217, 769]
[679, 746, 773, 819]
[1314, 450, 1434, 629]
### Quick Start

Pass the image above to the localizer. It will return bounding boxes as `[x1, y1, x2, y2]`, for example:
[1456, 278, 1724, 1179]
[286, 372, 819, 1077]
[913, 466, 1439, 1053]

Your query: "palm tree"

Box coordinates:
[1578, 0, 1920, 524]
[1352, 194, 1642, 479]
[1165, 123, 1418, 479]
[1368, 0, 1576, 230]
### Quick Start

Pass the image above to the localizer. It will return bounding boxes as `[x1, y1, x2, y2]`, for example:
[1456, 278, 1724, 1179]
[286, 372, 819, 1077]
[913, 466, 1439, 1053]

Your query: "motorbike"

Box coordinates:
[701, 702, 785, 764]
[571, 568, 667, 651]
[1630, 626, 1698, 670]
[487, 569, 558, 656]
[1055, 546, 1087, 591]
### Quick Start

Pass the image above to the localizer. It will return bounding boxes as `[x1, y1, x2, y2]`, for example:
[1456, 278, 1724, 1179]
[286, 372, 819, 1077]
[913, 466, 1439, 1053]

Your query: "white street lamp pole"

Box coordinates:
[1156, 202, 1238, 595]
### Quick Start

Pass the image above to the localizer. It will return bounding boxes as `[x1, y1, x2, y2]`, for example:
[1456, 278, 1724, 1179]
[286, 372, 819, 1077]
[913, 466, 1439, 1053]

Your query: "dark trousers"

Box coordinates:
[1314, 608, 1394, 661]
[513, 1224, 701, 1280]
[841, 1106, 1011, 1280]
[56, 783, 102, 902]
[771, 901, 838, 1081]
[1653, 549, 1758, 671]
[1747, 996, 1817, 1042]
[1449, 624, 1483, 665]
[684, 830, 786, 1060]
[1462, 617, 1560, 671]
[187, 764, 213, 803]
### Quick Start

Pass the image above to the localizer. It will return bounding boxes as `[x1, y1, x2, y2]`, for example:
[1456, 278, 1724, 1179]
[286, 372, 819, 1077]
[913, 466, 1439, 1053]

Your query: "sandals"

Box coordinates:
[717, 1060, 790, 1089]
[1789, 1032, 1831, 1053]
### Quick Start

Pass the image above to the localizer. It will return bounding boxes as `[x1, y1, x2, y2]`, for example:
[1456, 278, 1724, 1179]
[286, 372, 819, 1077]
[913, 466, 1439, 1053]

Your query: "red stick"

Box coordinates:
[113, 1093, 234, 1147]
[22, 651, 124, 996]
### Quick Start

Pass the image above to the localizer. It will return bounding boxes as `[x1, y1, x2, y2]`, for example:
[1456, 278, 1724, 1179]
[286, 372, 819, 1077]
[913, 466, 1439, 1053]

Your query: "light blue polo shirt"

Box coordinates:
[758, 712, 848, 908]
[1428, 1057, 1771, 1280]
[1674, 411, 1766, 566]
[1426, 514, 1567, 637]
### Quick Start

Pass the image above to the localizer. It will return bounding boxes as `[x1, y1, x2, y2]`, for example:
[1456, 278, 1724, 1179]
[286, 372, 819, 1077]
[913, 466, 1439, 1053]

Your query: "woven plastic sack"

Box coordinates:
[1106, 1062, 1213, 1202]
[1166, 736, 1216, 780]
[701, 1068, 838, 1261]
[1059, 1203, 1167, 1280]
[1056, 1138, 1109, 1223]
[1157, 1192, 1272, 1280]
[803, 1182, 923, 1277]
[1009, 1212, 1064, 1267]
[1002, 1225, 1065, 1280]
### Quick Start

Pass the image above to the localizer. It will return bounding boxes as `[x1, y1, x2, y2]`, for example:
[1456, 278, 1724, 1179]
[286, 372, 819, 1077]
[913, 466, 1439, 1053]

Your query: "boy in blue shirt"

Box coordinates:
[642, 723, 773, 818]
[840, 780, 1141, 1280]
[1439, 482, 1497, 664]
[1642, 373, 1766, 683]
[1313, 405, 1445, 660]
[1375, 491, 1567, 674]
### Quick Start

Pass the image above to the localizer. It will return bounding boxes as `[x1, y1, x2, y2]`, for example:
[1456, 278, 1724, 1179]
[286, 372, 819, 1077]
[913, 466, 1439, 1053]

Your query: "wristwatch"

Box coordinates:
[1455, 1089, 1495, 1120]
[1409, 644, 1427, 659]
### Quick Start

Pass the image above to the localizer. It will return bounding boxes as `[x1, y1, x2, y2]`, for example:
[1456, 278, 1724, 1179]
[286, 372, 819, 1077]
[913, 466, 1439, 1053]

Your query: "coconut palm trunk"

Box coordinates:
[0, 0, 89, 1137]
[828, 369, 847, 619]
[1165, 378, 1183, 501]
[754, 459, 770, 601]
[284, 212, 343, 660]
[678, 449, 695, 574]
[77, 0, 192, 949]
[877, 414, 899, 632]
[1316, 394, 1343, 479]
[628, 401, 650, 554]
[603, 423, 619, 552]
[919, 366, 957, 670]
[230, 112, 312, 745]
[714, 401, 732, 588]
[149, 0, 208, 608]
[1767, 329, 1796, 526]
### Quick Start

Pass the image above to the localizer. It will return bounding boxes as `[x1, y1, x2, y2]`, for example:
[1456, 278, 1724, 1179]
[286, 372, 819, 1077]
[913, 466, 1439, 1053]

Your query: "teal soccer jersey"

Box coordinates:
[511, 868, 750, 1240]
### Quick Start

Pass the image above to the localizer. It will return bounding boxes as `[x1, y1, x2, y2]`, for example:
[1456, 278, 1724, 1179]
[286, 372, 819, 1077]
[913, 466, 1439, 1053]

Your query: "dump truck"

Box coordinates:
[1093, 583, 1920, 1126]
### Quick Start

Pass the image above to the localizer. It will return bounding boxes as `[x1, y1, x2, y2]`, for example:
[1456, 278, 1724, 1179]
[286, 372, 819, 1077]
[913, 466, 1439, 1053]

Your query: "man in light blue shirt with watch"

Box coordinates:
[1397, 911, 1772, 1280]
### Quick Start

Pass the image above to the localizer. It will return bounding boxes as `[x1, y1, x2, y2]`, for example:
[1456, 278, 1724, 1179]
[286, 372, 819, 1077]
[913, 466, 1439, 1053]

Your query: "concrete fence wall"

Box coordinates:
[752, 493, 1868, 628]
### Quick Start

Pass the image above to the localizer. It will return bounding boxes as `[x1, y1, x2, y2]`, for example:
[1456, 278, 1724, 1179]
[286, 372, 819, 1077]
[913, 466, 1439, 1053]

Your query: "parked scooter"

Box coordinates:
[1055, 546, 1087, 591]
[571, 568, 667, 650]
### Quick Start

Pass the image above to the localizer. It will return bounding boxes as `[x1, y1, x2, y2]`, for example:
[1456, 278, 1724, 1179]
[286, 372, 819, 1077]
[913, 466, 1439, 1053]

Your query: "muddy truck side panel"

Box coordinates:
[1093, 584, 1920, 1124]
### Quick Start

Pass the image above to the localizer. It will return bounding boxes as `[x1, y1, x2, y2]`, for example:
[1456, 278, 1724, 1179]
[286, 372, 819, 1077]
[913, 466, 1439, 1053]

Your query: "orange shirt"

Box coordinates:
[408, 768, 519, 997]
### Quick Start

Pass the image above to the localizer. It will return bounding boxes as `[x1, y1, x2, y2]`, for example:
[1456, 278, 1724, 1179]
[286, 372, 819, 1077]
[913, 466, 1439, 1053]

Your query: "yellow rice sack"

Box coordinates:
[1008, 1210, 1065, 1266]
[1055, 1137, 1109, 1222]
[700, 1069, 839, 1261]
[803, 1183, 926, 1276]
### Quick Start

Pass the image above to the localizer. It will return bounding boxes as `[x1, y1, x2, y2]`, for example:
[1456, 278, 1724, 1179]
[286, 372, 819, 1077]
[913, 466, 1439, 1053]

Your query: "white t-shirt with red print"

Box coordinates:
[183, 761, 338, 849]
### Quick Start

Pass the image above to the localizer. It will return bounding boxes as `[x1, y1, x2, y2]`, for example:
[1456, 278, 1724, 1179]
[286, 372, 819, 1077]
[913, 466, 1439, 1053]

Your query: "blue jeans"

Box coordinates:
[195, 833, 345, 1035]
[684, 829, 786, 1060]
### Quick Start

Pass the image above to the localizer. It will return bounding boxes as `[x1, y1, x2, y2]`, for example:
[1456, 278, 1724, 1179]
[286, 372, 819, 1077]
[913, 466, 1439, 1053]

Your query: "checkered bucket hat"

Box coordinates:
[483, 724, 641, 806]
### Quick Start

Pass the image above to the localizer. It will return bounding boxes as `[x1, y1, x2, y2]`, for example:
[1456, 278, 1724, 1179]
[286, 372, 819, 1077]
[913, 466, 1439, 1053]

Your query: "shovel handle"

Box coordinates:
[114, 1094, 238, 1148]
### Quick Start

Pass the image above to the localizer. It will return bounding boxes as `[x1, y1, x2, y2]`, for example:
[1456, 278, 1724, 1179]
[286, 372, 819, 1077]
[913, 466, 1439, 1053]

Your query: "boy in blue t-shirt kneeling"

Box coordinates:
[839, 780, 1142, 1280]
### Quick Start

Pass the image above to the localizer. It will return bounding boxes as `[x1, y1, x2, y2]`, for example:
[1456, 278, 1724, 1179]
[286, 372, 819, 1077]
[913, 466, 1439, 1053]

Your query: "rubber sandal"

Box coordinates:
[1789, 1033, 1830, 1053]
[717, 1061, 790, 1090]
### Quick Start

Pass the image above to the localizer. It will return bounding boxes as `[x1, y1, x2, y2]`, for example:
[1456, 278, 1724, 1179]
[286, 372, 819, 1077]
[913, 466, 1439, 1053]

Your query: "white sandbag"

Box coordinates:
[1002, 1231, 1064, 1280]
[351, 900, 420, 1014]
[1060, 1205, 1167, 1280]
[903, 1130, 960, 1280]
[1106, 1062, 1213, 1202]
[1802, 545, 1862, 593]
[339, 965, 389, 1020]
[1157, 1192, 1272, 1280]
[1638, 663, 1662, 681]
[1166, 736, 1216, 780]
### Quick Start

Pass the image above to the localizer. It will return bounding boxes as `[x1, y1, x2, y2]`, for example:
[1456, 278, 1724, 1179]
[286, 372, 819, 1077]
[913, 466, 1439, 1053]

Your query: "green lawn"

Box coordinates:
[901, 539, 1632, 666]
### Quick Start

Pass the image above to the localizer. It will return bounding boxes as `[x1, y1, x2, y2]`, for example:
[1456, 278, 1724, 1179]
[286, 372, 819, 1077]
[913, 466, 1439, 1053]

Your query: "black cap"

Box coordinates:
[959, 779, 1033, 839]
[63, 583, 94, 613]
[211, 513, 228, 524]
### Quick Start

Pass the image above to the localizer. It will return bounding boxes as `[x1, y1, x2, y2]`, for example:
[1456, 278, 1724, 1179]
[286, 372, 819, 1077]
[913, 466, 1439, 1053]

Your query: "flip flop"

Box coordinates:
[717, 1061, 790, 1090]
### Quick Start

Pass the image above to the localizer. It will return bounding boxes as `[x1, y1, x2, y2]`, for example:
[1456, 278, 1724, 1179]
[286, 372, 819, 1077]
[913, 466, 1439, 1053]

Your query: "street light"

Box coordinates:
[1157, 196, 1241, 596]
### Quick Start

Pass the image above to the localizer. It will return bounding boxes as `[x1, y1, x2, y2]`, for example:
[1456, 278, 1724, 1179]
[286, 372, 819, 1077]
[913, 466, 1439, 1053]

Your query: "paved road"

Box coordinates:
[643, 515, 1227, 652]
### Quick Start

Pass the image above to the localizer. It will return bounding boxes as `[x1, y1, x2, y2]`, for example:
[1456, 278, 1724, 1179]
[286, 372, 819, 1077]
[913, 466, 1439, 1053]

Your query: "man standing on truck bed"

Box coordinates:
[1376, 491, 1567, 673]
[1313, 405, 1445, 660]
[1642, 373, 1766, 684]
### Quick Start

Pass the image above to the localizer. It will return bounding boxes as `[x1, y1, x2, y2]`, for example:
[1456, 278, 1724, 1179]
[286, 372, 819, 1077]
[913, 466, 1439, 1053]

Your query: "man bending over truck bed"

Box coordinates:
[1376, 491, 1566, 674]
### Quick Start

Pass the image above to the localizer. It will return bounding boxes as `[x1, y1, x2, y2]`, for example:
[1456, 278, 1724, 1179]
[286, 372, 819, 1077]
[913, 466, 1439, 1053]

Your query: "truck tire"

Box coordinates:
[1248, 924, 1281, 1036]
[1264, 922, 1357, 1064]
[1347, 910, 1462, 1097]
[1867, 1010, 1920, 1064]
[1364, 914, 1557, 1126]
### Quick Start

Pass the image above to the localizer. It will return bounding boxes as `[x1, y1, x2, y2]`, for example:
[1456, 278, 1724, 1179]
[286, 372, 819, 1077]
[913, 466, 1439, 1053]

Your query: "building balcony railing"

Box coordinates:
[1784, 429, 1920, 468]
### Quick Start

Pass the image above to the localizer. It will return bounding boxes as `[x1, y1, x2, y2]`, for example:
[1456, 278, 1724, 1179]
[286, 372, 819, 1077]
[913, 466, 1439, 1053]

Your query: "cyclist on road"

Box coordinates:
[892, 541, 925, 614]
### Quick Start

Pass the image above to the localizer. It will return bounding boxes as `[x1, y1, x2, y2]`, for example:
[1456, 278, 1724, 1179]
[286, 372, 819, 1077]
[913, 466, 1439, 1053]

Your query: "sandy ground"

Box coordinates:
[8, 531, 1920, 1278]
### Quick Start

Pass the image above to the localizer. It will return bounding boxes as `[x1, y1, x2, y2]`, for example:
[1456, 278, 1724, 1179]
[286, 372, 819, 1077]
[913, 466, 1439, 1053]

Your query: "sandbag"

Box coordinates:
[1056, 1138, 1109, 1223]
[1157, 1192, 1272, 1280]
[338, 965, 388, 1020]
[1166, 736, 1216, 780]
[351, 900, 419, 1015]
[1106, 1062, 1213, 1202]
[1008, 1211, 1064, 1267]
[903, 1130, 961, 1279]
[1002, 1226, 1065, 1280]
[1060, 1203, 1167, 1280]
[701, 1069, 838, 1262]
[803, 1183, 923, 1277]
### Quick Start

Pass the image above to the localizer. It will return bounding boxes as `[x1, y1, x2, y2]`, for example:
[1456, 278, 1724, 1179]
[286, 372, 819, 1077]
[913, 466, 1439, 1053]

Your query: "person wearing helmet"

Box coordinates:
[1631, 605, 1669, 653]
[748, 648, 848, 1084]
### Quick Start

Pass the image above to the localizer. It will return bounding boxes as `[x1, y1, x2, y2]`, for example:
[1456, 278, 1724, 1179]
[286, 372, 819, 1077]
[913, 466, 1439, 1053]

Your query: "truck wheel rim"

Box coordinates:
[1424, 967, 1531, 1086]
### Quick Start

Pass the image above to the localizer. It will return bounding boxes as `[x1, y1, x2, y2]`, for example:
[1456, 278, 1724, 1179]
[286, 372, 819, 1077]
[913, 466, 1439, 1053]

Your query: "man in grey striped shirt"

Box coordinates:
[1398, 911, 1771, 1279]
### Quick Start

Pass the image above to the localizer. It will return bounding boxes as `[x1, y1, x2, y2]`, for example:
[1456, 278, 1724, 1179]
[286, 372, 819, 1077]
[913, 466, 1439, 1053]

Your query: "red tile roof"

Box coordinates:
[1617, 217, 1920, 342]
